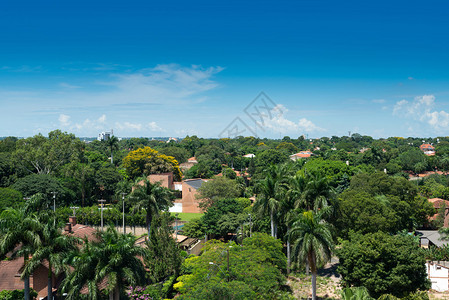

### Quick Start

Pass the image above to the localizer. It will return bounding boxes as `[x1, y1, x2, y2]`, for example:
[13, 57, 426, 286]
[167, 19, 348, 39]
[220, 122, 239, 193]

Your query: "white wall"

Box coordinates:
[169, 202, 183, 213]
[427, 262, 449, 292]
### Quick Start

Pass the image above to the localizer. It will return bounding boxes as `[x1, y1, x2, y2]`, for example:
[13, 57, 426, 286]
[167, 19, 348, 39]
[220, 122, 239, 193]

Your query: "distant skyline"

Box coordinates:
[1, 0, 449, 139]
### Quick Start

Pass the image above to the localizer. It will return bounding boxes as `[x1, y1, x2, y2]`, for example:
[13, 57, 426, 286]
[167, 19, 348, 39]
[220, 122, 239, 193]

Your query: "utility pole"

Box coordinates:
[98, 199, 106, 231]
[175, 213, 179, 240]
[121, 193, 126, 234]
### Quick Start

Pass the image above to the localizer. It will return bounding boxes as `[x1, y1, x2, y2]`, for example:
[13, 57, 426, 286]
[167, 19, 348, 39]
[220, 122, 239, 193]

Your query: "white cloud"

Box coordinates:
[148, 121, 162, 132]
[115, 122, 142, 131]
[263, 104, 325, 134]
[98, 114, 106, 123]
[113, 121, 164, 133]
[393, 95, 449, 130]
[58, 114, 71, 126]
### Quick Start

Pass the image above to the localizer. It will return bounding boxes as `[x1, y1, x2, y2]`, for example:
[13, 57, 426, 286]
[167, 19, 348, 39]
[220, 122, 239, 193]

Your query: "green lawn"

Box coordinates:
[171, 212, 204, 222]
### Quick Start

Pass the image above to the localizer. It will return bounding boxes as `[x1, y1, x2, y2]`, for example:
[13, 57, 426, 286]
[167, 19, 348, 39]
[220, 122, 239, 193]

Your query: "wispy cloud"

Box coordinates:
[58, 114, 71, 126]
[263, 104, 325, 134]
[59, 82, 81, 89]
[393, 95, 449, 130]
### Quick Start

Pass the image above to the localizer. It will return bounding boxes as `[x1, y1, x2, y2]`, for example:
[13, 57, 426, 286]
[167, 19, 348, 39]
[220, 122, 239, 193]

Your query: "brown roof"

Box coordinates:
[65, 224, 98, 242]
[0, 258, 26, 291]
[429, 198, 449, 209]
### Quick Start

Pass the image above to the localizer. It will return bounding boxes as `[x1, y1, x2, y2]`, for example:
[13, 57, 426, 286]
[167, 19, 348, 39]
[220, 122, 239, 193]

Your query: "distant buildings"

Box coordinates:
[289, 151, 313, 161]
[97, 130, 113, 141]
[420, 143, 435, 156]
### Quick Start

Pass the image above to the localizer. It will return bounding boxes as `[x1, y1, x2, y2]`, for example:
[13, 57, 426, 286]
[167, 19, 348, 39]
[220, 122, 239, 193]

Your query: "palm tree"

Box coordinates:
[129, 178, 174, 236]
[60, 238, 102, 299]
[254, 164, 290, 238]
[288, 210, 333, 300]
[0, 194, 46, 300]
[61, 226, 147, 300]
[23, 216, 78, 300]
[298, 170, 334, 211]
[106, 135, 119, 165]
[283, 173, 306, 273]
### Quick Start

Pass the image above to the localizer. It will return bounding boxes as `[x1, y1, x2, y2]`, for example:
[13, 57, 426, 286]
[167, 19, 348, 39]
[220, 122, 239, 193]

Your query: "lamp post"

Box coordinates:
[121, 193, 126, 234]
[248, 213, 252, 238]
[98, 199, 106, 231]
[51, 192, 57, 212]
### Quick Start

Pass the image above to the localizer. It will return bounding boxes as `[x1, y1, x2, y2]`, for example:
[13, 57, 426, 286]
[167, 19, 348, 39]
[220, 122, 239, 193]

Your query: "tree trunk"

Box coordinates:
[24, 276, 30, 300]
[309, 251, 317, 300]
[24, 256, 30, 300]
[311, 270, 317, 300]
[48, 264, 53, 300]
[270, 211, 275, 238]
[287, 226, 291, 274]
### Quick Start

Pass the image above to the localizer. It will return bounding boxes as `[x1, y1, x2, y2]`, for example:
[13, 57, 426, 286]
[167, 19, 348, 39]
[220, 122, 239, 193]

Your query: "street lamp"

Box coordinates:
[51, 192, 57, 212]
[121, 193, 126, 234]
[98, 199, 106, 231]
[248, 213, 252, 238]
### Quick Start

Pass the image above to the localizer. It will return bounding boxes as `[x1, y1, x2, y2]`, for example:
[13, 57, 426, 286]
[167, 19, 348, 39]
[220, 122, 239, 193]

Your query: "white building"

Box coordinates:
[426, 261, 449, 292]
[97, 130, 113, 141]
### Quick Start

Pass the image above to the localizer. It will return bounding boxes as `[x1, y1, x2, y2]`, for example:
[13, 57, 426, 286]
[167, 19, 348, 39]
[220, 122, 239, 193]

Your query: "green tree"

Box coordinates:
[12, 174, 70, 206]
[196, 177, 242, 209]
[337, 231, 430, 298]
[62, 227, 147, 300]
[0, 187, 23, 212]
[288, 210, 333, 300]
[105, 136, 119, 165]
[129, 178, 174, 236]
[13, 130, 83, 175]
[336, 190, 399, 237]
[145, 213, 183, 287]
[0, 194, 47, 300]
[175, 234, 287, 299]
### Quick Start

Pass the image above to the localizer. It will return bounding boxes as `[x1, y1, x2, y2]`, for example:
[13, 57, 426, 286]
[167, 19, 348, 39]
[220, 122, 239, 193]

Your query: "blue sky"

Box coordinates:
[1, 0, 449, 139]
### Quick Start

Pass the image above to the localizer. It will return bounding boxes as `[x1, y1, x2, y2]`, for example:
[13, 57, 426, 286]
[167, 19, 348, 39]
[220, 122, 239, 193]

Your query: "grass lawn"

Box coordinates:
[171, 212, 204, 222]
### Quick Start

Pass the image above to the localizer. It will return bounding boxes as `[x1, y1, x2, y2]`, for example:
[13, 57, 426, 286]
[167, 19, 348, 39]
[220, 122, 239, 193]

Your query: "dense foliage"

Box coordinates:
[337, 232, 430, 298]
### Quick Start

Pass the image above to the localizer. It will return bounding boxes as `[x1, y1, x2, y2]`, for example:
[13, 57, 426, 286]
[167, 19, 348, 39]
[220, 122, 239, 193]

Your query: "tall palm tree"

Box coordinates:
[106, 135, 119, 165]
[22, 216, 78, 300]
[288, 210, 333, 300]
[254, 164, 290, 238]
[0, 194, 46, 300]
[61, 226, 147, 300]
[298, 170, 334, 212]
[129, 178, 174, 236]
[283, 172, 306, 273]
[60, 238, 102, 299]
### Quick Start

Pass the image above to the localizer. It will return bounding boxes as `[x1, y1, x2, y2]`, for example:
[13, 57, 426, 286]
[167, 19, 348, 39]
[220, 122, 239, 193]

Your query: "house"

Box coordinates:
[177, 178, 209, 213]
[0, 216, 97, 299]
[133, 172, 174, 191]
[420, 143, 436, 156]
[416, 230, 449, 248]
[426, 261, 449, 292]
[290, 151, 313, 161]
[179, 157, 198, 171]
[428, 198, 449, 227]
[243, 154, 255, 158]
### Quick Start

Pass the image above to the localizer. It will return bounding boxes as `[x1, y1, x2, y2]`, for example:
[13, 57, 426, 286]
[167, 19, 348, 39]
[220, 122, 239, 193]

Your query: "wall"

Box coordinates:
[181, 182, 202, 213]
[427, 261, 449, 292]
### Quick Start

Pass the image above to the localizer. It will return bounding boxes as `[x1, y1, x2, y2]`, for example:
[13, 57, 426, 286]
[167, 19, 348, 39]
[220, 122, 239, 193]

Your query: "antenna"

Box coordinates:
[70, 206, 79, 216]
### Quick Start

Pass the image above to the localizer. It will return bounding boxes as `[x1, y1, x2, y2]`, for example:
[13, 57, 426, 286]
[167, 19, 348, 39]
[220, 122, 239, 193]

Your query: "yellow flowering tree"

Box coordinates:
[122, 147, 182, 181]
